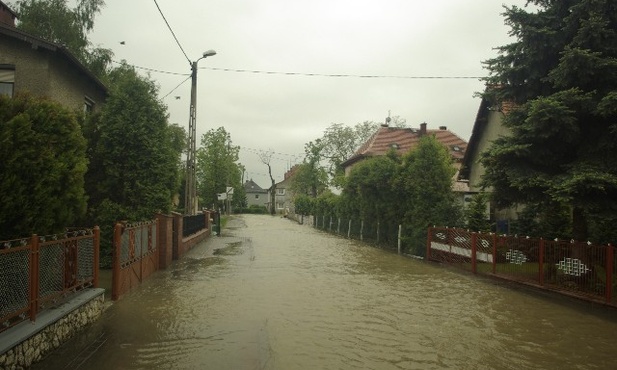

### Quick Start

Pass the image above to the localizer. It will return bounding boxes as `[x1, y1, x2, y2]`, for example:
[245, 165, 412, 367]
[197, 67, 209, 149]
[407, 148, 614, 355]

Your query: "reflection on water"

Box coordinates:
[34, 215, 617, 370]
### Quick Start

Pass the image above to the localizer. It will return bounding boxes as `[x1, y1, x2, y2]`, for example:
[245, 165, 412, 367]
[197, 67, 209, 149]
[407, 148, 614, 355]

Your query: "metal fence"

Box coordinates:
[183, 213, 208, 238]
[112, 220, 158, 300]
[0, 228, 100, 332]
[427, 227, 616, 307]
[313, 215, 409, 253]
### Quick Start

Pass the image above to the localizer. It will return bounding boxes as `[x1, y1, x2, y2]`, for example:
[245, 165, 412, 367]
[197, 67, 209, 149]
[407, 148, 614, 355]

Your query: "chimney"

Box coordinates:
[439, 126, 447, 130]
[0, 1, 17, 27]
[381, 115, 391, 128]
[419, 122, 427, 136]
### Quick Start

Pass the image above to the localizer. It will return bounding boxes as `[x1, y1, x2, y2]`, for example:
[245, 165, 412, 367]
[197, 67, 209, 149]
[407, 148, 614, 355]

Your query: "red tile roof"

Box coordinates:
[342, 124, 467, 168]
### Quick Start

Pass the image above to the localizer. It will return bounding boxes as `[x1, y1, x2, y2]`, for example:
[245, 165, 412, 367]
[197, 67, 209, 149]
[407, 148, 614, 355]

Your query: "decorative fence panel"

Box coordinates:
[427, 227, 616, 307]
[112, 220, 158, 301]
[0, 228, 99, 333]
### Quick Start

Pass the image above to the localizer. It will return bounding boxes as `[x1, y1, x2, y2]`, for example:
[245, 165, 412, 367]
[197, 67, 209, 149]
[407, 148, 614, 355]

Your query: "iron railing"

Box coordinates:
[427, 227, 616, 307]
[0, 228, 99, 332]
[183, 213, 207, 238]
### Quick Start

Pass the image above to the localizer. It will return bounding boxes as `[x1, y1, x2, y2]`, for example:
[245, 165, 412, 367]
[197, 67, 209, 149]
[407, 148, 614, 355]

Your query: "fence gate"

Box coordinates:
[112, 220, 158, 300]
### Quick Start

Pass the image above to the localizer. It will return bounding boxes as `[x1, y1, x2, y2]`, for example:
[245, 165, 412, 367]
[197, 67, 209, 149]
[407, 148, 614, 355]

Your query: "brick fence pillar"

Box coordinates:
[156, 213, 174, 269]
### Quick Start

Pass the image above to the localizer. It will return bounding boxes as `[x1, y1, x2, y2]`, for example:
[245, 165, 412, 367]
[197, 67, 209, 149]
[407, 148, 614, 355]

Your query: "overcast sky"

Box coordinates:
[88, 0, 528, 189]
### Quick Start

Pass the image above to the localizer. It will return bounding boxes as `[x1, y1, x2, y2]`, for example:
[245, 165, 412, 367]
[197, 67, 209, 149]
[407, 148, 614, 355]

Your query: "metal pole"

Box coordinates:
[398, 224, 402, 254]
[184, 62, 198, 215]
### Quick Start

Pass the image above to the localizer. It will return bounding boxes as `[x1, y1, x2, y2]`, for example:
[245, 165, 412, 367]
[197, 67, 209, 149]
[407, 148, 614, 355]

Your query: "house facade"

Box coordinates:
[243, 179, 269, 208]
[267, 166, 298, 215]
[0, 4, 107, 112]
[458, 97, 518, 232]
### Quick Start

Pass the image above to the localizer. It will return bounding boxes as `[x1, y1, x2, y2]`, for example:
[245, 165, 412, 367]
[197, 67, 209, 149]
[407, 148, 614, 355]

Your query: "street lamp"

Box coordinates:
[185, 49, 216, 215]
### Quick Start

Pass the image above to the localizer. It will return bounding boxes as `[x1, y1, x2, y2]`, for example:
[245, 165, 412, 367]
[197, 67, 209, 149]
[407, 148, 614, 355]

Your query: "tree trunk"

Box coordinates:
[572, 206, 588, 242]
[270, 182, 275, 215]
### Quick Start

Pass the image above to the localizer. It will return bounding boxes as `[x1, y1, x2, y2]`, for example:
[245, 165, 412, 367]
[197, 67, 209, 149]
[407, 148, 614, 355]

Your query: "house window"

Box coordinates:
[84, 96, 95, 114]
[0, 66, 15, 97]
[277, 188, 285, 196]
[276, 202, 285, 209]
[255, 194, 259, 199]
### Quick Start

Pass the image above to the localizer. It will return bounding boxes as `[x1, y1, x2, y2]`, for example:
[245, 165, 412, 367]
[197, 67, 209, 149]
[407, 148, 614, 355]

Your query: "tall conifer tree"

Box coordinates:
[481, 0, 617, 242]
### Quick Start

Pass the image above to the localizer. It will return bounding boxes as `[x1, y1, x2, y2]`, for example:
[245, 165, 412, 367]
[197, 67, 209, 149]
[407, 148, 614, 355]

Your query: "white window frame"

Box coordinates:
[0, 66, 15, 97]
[84, 95, 95, 114]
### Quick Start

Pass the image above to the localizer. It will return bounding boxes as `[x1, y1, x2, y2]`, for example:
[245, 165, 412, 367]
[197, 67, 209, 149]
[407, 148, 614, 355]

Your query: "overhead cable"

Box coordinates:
[152, 0, 191, 65]
[112, 60, 483, 80]
[203, 67, 483, 79]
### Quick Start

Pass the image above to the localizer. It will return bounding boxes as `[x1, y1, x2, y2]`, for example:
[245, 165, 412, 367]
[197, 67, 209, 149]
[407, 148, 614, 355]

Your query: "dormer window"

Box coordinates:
[452, 145, 461, 152]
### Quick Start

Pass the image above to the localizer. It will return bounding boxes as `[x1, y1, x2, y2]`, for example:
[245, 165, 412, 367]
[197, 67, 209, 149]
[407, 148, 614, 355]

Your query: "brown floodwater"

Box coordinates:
[33, 215, 617, 369]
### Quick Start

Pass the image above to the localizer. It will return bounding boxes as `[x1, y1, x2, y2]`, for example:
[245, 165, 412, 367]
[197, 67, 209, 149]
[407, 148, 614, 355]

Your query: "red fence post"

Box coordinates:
[471, 233, 477, 274]
[492, 233, 497, 274]
[538, 238, 545, 286]
[93, 226, 100, 288]
[111, 223, 122, 301]
[426, 227, 432, 260]
[607, 244, 614, 305]
[29, 234, 39, 322]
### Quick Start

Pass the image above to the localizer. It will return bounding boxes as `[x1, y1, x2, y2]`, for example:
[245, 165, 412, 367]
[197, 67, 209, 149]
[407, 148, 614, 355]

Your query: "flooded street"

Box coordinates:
[35, 215, 617, 370]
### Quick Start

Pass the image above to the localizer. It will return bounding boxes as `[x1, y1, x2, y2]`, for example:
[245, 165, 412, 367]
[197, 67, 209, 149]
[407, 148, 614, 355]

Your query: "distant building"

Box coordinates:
[340, 122, 470, 198]
[267, 165, 299, 215]
[243, 179, 268, 208]
[0, 2, 107, 112]
[341, 122, 467, 174]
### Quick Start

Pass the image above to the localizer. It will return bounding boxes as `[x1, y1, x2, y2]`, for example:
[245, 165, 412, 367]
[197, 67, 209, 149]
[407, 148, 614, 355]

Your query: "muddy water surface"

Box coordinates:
[34, 215, 617, 369]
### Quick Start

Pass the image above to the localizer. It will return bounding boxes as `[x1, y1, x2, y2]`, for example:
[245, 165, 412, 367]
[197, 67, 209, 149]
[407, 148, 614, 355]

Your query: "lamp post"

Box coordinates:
[185, 49, 216, 215]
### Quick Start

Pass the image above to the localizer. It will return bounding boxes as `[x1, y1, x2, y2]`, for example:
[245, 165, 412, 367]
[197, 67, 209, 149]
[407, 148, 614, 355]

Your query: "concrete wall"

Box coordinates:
[0, 289, 105, 370]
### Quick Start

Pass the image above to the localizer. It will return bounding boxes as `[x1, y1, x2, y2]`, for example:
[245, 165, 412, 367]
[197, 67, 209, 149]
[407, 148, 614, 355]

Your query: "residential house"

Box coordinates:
[340, 122, 470, 199]
[243, 179, 268, 208]
[268, 165, 299, 215]
[341, 122, 467, 174]
[0, 3, 107, 111]
[458, 97, 517, 232]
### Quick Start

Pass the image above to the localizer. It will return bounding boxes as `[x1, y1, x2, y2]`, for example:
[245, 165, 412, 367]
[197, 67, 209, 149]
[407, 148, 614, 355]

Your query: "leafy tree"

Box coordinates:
[294, 195, 313, 216]
[481, 0, 617, 243]
[84, 65, 181, 225]
[196, 127, 243, 210]
[343, 152, 400, 222]
[399, 135, 461, 254]
[313, 190, 339, 221]
[15, 0, 112, 79]
[290, 140, 328, 198]
[0, 94, 87, 239]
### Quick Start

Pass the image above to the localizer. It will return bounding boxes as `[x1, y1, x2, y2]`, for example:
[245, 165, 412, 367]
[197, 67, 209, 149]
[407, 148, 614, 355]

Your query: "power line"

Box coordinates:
[112, 60, 484, 80]
[111, 60, 189, 76]
[152, 0, 191, 65]
[241, 147, 304, 163]
[161, 75, 192, 99]
[202, 67, 484, 79]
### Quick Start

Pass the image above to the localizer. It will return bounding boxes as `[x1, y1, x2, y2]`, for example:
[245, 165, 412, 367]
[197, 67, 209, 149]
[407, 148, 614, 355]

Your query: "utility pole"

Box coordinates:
[184, 50, 216, 215]
[184, 62, 198, 215]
